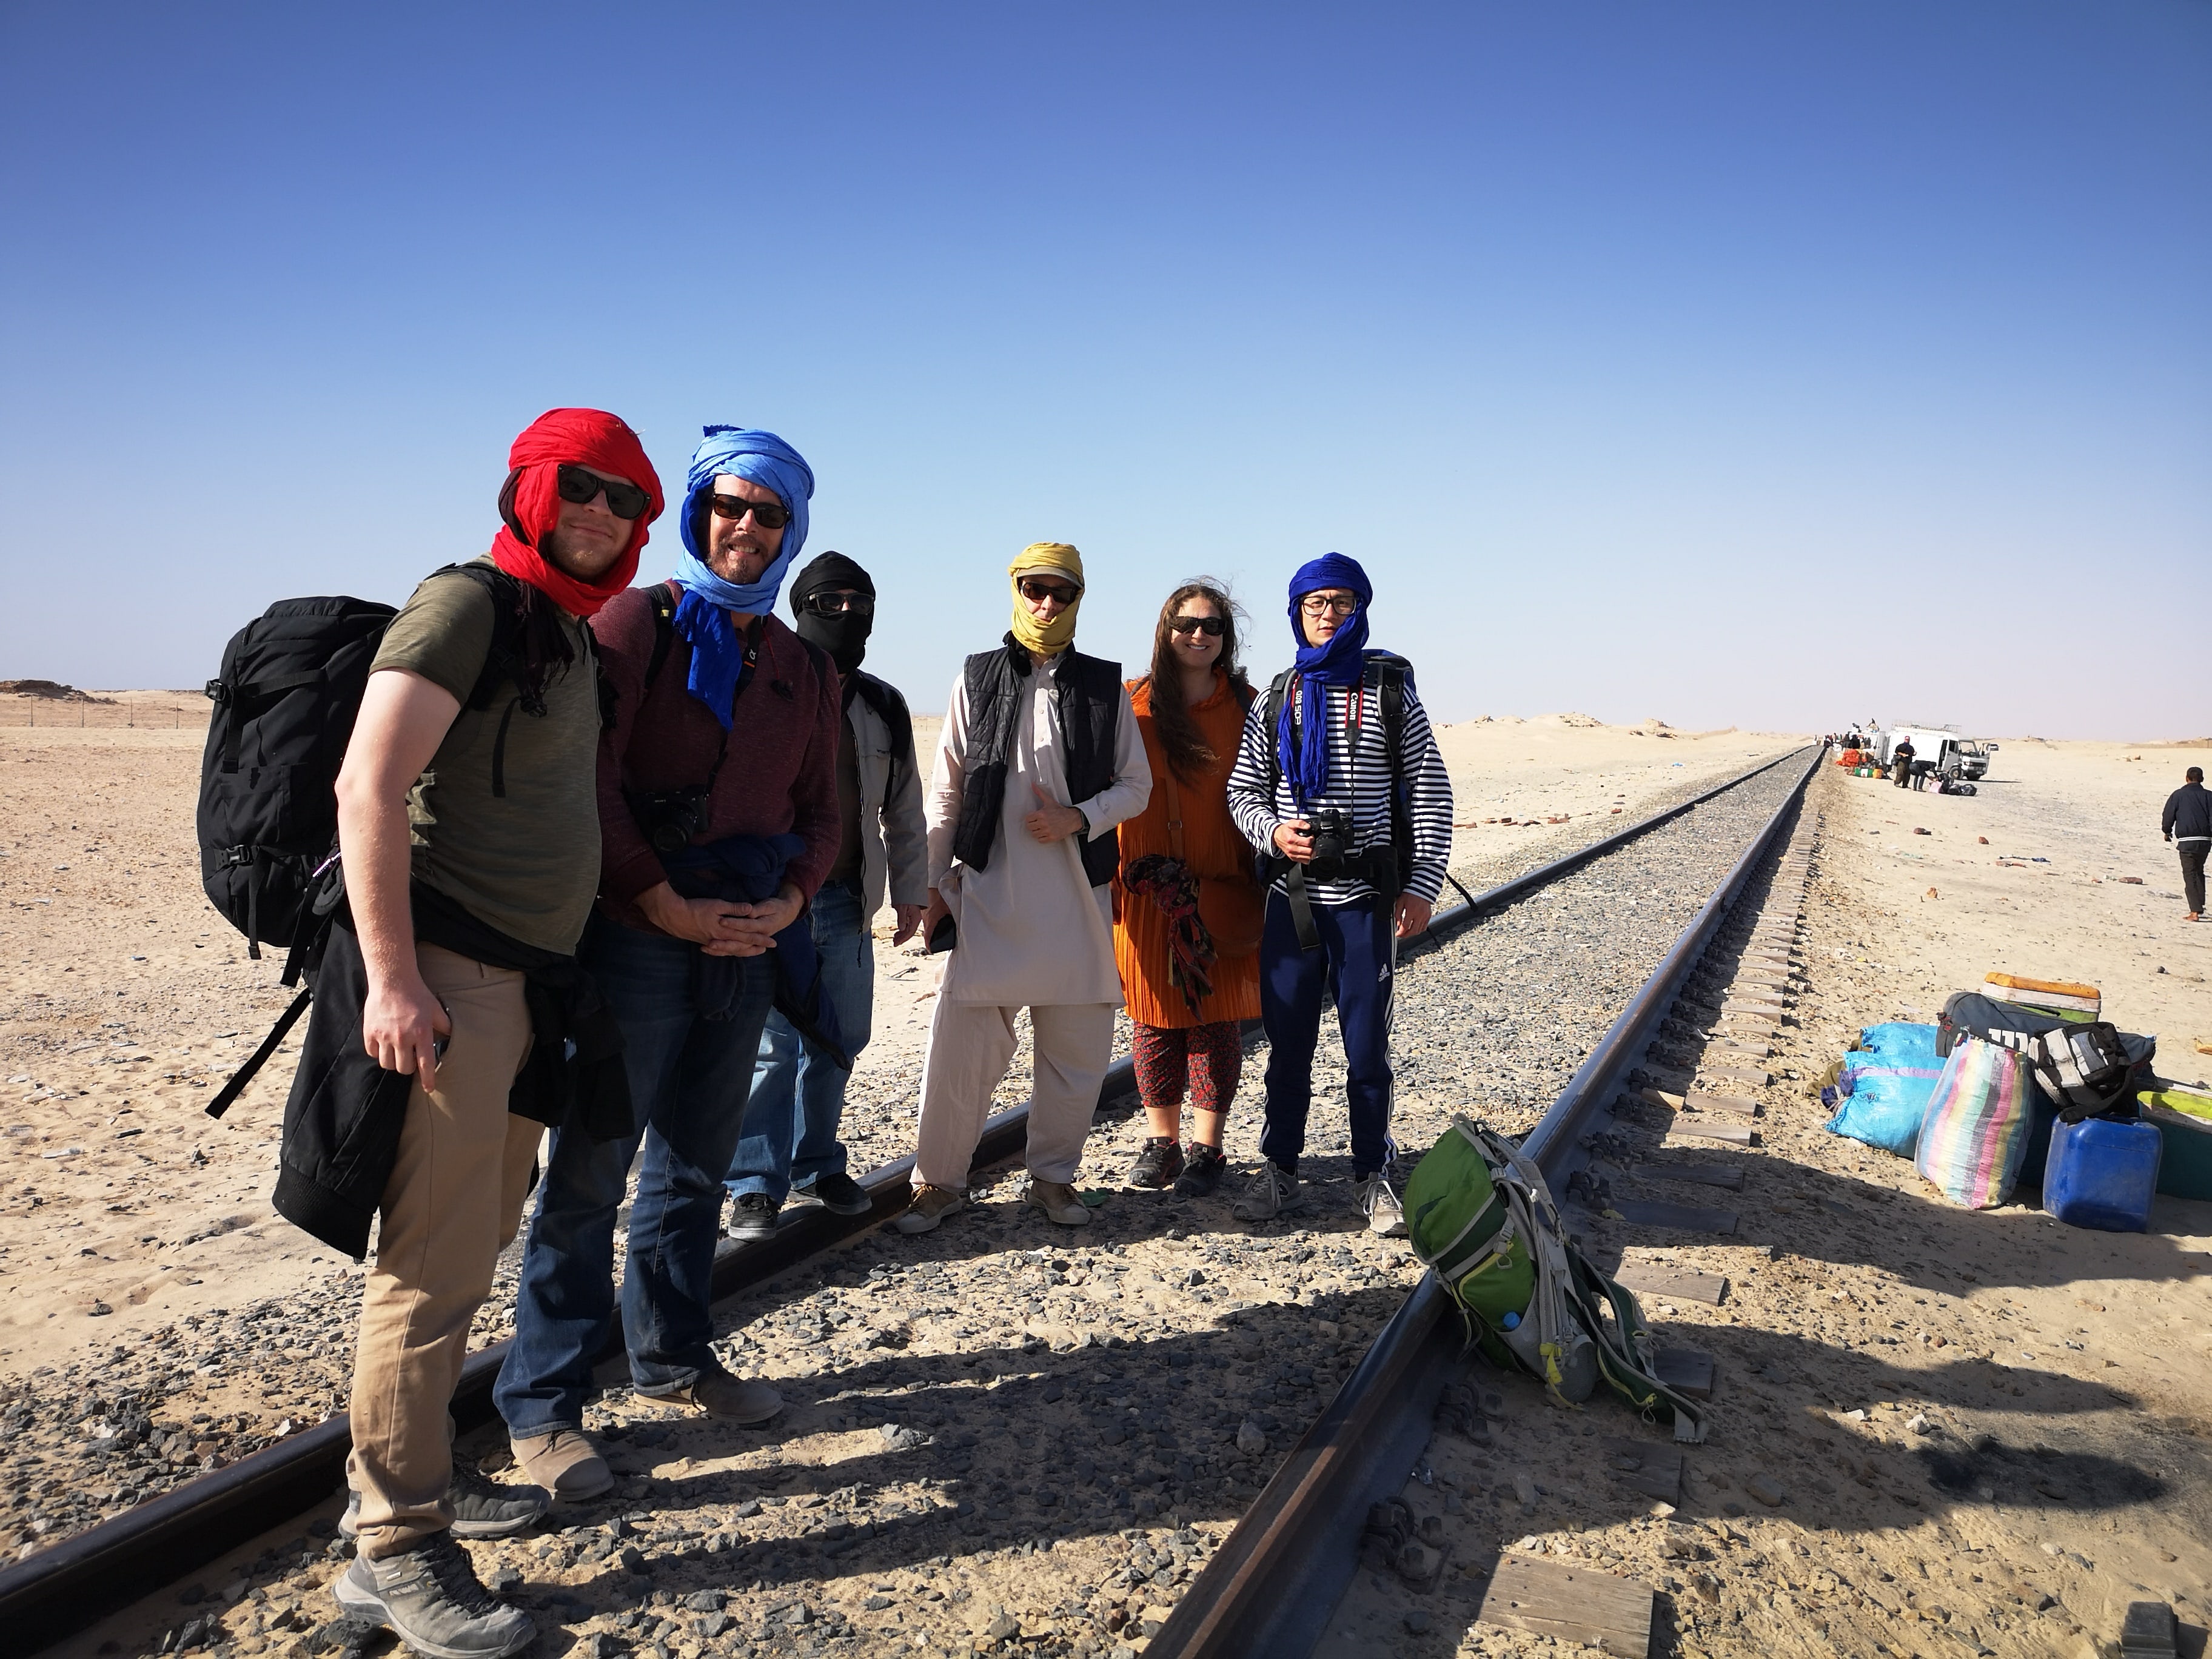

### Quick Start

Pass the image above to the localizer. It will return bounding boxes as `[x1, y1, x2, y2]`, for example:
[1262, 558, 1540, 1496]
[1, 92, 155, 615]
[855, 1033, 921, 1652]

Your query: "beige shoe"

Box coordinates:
[895, 1184, 967, 1235]
[638, 1370, 783, 1424]
[509, 1428, 614, 1502]
[1026, 1178, 1093, 1227]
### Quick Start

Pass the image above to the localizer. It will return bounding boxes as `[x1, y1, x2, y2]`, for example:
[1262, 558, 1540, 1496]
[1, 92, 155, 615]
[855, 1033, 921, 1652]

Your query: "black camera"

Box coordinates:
[631, 786, 711, 856]
[1303, 808, 1354, 880]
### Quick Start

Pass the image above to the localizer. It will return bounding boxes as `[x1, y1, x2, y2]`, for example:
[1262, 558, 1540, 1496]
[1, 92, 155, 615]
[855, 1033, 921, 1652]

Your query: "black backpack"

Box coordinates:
[198, 563, 532, 973]
[1262, 651, 1416, 892]
[195, 565, 536, 1119]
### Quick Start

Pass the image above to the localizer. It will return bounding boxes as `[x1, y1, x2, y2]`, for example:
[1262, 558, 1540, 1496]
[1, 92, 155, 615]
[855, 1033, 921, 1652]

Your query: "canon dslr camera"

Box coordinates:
[1302, 807, 1354, 880]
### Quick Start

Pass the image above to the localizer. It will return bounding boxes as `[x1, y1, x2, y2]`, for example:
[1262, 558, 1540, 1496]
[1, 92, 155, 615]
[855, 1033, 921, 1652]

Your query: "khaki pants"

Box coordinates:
[913, 999, 1116, 1189]
[348, 943, 540, 1558]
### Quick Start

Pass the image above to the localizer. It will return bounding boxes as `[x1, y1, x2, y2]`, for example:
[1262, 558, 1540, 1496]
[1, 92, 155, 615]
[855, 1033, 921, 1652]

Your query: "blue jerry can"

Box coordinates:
[2044, 1117, 2163, 1233]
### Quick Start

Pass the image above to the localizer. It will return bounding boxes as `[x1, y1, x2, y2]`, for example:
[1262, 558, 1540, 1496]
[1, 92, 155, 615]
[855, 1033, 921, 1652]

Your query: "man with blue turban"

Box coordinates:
[1225, 554, 1453, 1234]
[497, 426, 844, 1503]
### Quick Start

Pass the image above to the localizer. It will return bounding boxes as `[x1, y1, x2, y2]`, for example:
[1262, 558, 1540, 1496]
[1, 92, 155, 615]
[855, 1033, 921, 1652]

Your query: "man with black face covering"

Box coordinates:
[724, 553, 929, 1231]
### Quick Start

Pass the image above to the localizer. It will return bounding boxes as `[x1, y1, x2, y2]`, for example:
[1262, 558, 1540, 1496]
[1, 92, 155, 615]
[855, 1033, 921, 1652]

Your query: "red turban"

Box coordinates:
[489, 408, 664, 617]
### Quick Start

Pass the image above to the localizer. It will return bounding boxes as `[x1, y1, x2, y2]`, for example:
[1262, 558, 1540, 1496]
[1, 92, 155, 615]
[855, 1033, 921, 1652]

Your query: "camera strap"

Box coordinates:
[1285, 860, 1322, 951]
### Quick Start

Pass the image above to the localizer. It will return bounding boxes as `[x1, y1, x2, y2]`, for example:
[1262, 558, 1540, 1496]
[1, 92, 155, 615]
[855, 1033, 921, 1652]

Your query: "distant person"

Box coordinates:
[1224, 554, 1453, 1234]
[308, 409, 663, 1658]
[1113, 581, 1262, 1195]
[497, 426, 840, 1499]
[725, 552, 929, 1227]
[2163, 765, 2210, 922]
[1890, 736, 1914, 788]
[896, 543, 1152, 1235]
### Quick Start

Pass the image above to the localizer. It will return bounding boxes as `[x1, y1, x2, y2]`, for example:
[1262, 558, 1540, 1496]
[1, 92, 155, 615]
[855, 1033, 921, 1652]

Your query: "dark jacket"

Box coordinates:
[660, 831, 848, 1067]
[953, 635, 1123, 888]
[2164, 782, 2212, 842]
[273, 886, 632, 1260]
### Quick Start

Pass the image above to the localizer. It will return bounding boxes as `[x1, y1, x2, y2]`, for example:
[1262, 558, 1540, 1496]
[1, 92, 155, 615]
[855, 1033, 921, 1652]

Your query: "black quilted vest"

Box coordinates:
[953, 635, 1122, 888]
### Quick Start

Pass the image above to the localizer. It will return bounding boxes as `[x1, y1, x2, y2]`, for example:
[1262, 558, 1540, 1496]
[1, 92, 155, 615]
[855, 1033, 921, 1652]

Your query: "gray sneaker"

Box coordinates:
[332, 1531, 535, 1659]
[1356, 1171, 1408, 1238]
[1230, 1162, 1301, 1222]
[340, 1461, 550, 1540]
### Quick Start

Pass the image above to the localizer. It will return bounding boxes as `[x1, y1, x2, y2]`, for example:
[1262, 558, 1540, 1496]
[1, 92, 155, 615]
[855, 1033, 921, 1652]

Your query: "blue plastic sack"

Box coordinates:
[1825, 1023, 1943, 1156]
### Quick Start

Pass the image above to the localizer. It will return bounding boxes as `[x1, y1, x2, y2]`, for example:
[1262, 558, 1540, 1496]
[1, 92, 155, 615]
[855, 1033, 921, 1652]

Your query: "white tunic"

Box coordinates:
[925, 651, 1151, 1006]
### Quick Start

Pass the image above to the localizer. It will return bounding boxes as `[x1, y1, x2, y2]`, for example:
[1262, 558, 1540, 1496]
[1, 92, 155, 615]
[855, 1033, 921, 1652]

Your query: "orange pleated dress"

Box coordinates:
[1113, 672, 1264, 1030]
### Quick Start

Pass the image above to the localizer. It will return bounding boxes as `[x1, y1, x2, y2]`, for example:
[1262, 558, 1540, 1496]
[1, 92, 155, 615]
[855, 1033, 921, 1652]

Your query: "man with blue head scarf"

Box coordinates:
[1225, 554, 1453, 1235]
[497, 426, 845, 1504]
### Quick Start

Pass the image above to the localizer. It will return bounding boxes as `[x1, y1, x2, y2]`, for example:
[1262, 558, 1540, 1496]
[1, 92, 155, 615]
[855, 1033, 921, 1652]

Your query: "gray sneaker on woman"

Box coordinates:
[333, 1531, 534, 1659]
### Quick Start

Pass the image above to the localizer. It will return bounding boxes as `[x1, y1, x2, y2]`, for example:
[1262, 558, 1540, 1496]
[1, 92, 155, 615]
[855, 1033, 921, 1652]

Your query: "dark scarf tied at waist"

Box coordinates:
[662, 833, 850, 1069]
[273, 880, 634, 1262]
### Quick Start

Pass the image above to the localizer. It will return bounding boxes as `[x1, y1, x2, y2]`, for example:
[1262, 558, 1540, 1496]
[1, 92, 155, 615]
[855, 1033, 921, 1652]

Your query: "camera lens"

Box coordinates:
[651, 820, 691, 856]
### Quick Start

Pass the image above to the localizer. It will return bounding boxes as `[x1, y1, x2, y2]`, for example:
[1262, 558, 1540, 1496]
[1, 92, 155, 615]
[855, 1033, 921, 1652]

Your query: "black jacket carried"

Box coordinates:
[952, 635, 1123, 888]
[2162, 782, 2212, 842]
[273, 885, 631, 1260]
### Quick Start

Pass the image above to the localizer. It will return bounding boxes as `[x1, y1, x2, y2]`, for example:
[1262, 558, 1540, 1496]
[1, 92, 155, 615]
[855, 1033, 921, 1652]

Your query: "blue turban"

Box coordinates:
[668, 426, 815, 728]
[1277, 552, 1375, 803]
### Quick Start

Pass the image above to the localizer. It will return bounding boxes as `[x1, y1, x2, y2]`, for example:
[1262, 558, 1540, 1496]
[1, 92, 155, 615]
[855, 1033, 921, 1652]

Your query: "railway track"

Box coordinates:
[7, 743, 1819, 1657]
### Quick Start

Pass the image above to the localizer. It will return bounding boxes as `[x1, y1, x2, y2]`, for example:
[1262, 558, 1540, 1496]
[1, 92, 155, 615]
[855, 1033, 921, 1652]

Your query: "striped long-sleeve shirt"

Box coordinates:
[1225, 662, 1453, 906]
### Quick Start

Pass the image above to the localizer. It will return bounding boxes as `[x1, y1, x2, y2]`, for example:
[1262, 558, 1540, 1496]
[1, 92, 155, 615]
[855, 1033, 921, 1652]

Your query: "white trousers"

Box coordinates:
[914, 999, 1117, 1188]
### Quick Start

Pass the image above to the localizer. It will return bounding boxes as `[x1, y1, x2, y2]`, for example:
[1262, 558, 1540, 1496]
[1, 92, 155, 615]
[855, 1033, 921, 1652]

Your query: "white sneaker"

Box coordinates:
[1230, 1162, 1301, 1222]
[1356, 1171, 1408, 1237]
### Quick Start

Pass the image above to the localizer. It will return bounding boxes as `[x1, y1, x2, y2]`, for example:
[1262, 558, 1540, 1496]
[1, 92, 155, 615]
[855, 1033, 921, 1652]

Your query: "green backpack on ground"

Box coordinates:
[1405, 1116, 1707, 1443]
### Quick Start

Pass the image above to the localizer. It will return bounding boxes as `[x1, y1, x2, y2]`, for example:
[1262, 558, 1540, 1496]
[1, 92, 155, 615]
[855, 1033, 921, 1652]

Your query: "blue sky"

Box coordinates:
[2, 3, 2205, 737]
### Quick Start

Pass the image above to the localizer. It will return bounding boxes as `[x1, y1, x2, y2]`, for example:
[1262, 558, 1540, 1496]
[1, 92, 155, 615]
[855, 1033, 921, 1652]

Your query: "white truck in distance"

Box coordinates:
[1873, 726, 1996, 781]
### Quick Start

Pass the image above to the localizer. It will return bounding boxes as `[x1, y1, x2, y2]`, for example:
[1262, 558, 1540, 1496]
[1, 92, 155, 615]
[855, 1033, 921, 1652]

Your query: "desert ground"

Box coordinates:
[7, 688, 2211, 1659]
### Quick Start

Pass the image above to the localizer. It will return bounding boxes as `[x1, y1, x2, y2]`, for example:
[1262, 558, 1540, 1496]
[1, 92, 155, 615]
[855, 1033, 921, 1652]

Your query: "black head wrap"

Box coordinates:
[788, 551, 876, 677]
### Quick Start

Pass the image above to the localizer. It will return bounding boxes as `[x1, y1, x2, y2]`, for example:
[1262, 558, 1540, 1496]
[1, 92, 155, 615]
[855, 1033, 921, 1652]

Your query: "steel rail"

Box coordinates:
[1148, 743, 1822, 1658]
[3, 743, 1815, 1654]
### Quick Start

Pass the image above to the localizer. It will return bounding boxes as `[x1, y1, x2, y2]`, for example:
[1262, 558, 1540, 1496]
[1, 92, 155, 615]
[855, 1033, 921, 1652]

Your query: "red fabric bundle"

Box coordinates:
[1122, 853, 1219, 1015]
[489, 407, 664, 617]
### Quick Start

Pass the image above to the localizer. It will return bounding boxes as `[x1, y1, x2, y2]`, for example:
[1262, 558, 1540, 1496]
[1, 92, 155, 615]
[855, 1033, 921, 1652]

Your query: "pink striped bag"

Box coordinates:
[1914, 1036, 2034, 1208]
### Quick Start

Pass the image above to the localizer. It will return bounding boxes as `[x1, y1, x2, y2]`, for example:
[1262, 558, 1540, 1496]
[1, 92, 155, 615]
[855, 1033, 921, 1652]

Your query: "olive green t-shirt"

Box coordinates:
[369, 558, 602, 953]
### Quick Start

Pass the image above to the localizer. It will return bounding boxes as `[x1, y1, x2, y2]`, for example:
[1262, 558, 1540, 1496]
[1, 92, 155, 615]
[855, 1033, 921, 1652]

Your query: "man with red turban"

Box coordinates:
[318, 409, 661, 1657]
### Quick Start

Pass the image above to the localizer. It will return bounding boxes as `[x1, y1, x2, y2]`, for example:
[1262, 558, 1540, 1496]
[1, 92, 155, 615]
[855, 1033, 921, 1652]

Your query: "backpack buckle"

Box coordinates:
[204, 679, 231, 705]
[220, 844, 256, 869]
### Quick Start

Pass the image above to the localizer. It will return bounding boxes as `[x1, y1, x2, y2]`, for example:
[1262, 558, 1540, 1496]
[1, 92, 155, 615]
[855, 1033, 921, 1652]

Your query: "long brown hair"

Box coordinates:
[1140, 581, 1252, 783]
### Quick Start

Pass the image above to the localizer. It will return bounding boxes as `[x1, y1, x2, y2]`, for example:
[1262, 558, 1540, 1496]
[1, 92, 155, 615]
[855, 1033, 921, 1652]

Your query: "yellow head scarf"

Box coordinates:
[1008, 541, 1085, 655]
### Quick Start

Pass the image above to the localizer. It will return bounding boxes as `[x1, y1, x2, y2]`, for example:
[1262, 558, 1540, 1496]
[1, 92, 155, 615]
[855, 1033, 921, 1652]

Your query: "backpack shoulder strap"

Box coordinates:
[644, 580, 680, 690]
[1364, 653, 1413, 878]
[425, 562, 526, 712]
[1262, 668, 1293, 800]
[853, 672, 916, 795]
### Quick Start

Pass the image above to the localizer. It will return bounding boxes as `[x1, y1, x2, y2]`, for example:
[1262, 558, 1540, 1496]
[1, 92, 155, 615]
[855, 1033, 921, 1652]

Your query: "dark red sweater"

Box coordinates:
[592, 581, 843, 934]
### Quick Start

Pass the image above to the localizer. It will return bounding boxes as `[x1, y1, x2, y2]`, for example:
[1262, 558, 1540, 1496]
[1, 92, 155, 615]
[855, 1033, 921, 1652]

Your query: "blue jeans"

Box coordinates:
[494, 913, 776, 1436]
[726, 879, 876, 1201]
[1256, 891, 1397, 1178]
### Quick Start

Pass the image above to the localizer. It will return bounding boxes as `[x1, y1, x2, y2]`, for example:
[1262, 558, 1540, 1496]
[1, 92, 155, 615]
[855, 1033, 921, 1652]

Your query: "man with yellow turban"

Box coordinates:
[899, 544, 1152, 1233]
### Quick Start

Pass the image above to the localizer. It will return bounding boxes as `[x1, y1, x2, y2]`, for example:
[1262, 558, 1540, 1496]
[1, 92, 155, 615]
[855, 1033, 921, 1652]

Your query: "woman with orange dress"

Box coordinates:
[1113, 582, 1263, 1195]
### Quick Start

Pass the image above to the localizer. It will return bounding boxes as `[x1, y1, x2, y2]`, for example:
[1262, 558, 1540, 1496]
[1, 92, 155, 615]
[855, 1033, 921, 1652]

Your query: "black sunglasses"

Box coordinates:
[800, 591, 874, 617]
[709, 493, 793, 531]
[1168, 614, 1225, 637]
[555, 464, 650, 521]
[1019, 578, 1081, 605]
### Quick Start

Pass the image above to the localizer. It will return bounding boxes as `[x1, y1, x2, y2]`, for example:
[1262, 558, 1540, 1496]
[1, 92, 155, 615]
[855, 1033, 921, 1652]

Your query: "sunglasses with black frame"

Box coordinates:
[798, 590, 874, 617]
[555, 465, 651, 521]
[708, 492, 793, 531]
[1167, 614, 1227, 637]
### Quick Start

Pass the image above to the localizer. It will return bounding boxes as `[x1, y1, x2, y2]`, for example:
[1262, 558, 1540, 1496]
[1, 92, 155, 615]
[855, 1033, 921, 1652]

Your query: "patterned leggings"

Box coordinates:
[1131, 1021, 1244, 1127]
